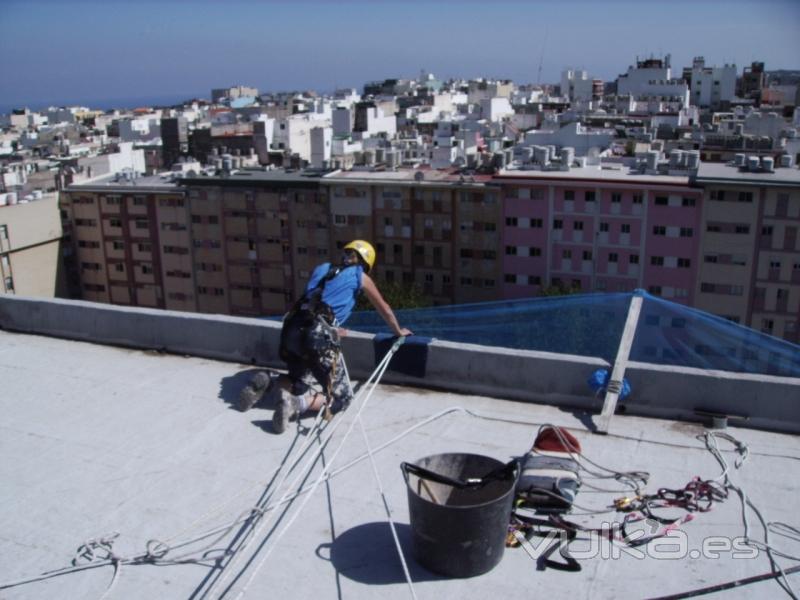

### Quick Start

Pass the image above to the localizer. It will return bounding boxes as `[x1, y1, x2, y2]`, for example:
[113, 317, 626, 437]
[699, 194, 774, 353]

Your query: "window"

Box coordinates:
[682, 197, 696, 207]
[655, 196, 668, 206]
[135, 219, 149, 230]
[505, 246, 517, 255]
[680, 227, 693, 237]
[564, 190, 575, 201]
[629, 255, 639, 264]
[611, 193, 621, 203]
[76, 218, 98, 227]
[705, 254, 718, 263]
[735, 225, 750, 234]
[651, 256, 664, 266]
[652, 225, 666, 236]
[505, 273, 515, 283]
[553, 219, 563, 229]
[632, 194, 643, 205]
[114, 264, 124, 272]
[762, 225, 773, 236]
[649, 286, 662, 295]
[583, 250, 593, 260]
[531, 247, 542, 257]
[141, 264, 153, 274]
[133, 196, 146, 206]
[621, 224, 631, 234]
[562, 249, 572, 259]
[738, 192, 753, 203]
[586, 191, 596, 202]
[710, 190, 725, 201]
[112, 241, 124, 250]
[505, 217, 517, 227]
[677, 258, 691, 268]
[608, 253, 618, 263]
[599, 222, 609, 232]
[531, 218, 543, 228]
[707, 224, 721, 233]
[573, 221, 584, 231]
[137, 243, 151, 252]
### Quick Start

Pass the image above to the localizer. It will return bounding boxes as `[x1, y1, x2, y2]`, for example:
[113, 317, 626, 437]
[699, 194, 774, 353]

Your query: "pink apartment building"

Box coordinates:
[496, 167, 703, 303]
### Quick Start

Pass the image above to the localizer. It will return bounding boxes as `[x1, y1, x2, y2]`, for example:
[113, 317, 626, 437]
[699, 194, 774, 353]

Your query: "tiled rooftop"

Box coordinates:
[2, 328, 799, 599]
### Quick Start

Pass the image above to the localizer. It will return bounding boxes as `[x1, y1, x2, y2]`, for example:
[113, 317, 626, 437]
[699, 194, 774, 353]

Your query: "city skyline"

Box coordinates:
[1, 0, 799, 110]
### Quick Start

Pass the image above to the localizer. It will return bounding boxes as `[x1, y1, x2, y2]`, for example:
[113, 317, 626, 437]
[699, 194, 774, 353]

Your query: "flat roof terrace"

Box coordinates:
[1, 302, 799, 599]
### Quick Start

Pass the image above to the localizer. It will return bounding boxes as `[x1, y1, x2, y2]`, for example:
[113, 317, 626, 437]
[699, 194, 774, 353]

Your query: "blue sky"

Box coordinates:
[1, 0, 798, 109]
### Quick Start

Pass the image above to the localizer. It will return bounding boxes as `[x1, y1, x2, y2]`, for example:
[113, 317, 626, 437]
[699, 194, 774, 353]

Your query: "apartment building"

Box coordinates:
[60, 162, 800, 344]
[60, 177, 188, 309]
[62, 171, 331, 317]
[695, 161, 800, 342]
[495, 167, 703, 302]
[322, 170, 501, 305]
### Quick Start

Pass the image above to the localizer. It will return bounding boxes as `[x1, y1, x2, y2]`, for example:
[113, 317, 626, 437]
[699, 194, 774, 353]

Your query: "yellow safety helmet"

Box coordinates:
[343, 240, 376, 273]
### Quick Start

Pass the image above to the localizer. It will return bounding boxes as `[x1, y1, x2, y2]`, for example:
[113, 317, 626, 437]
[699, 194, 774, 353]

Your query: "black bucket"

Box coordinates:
[402, 453, 519, 578]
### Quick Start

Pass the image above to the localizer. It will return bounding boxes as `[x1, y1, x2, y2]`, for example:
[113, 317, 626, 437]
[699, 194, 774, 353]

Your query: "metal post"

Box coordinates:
[597, 293, 644, 433]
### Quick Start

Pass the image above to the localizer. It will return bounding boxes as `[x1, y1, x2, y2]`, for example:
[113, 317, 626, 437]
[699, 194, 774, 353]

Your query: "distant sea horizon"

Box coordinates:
[0, 91, 210, 116]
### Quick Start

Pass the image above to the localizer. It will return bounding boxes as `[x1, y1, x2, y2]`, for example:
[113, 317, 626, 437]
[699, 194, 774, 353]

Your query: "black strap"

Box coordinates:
[401, 460, 517, 489]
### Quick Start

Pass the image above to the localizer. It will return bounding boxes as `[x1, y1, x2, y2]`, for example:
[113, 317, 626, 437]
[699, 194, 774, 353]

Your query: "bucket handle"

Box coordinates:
[401, 460, 518, 490]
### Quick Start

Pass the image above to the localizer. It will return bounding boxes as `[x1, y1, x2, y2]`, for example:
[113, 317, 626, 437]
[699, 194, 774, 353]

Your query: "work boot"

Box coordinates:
[272, 389, 300, 434]
[238, 371, 275, 412]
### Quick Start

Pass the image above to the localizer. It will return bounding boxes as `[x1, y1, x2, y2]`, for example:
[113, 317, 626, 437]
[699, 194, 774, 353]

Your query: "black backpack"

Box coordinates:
[279, 265, 351, 363]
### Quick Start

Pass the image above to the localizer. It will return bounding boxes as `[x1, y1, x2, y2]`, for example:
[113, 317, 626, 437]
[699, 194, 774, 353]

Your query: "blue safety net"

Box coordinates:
[345, 291, 800, 378]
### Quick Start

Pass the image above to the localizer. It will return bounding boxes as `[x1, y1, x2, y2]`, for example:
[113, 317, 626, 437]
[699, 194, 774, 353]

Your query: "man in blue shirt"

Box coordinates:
[239, 240, 412, 434]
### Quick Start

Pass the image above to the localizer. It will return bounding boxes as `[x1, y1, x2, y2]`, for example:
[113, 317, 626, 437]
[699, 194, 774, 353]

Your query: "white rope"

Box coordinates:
[344, 357, 418, 600]
[703, 431, 799, 600]
[229, 337, 406, 599]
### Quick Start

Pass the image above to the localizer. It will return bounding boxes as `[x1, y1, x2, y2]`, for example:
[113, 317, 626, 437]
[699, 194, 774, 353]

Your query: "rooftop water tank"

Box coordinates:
[646, 150, 659, 171]
[533, 145, 550, 165]
[780, 154, 794, 168]
[762, 157, 774, 172]
[747, 156, 760, 172]
[734, 153, 746, 167]
[560, 147, 575, 169]
[686, 151, 700, 170]
[669, 149, 682, 168]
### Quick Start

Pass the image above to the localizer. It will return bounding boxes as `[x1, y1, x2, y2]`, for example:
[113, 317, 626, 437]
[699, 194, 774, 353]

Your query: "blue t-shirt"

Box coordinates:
[305, 262, 363, 324]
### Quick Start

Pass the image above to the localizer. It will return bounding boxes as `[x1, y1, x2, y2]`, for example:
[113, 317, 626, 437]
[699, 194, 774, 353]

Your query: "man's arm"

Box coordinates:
[360, 273, 413, 337]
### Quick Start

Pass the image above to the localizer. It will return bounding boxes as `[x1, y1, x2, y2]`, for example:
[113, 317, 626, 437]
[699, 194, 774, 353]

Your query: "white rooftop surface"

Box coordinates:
[498, 165, 693, 185]
[2, 329, 799, 599]
[696, 163, 800, 185]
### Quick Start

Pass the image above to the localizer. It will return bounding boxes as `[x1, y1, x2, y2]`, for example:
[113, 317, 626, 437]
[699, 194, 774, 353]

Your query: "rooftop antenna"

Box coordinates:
[536, 29, 548, 85]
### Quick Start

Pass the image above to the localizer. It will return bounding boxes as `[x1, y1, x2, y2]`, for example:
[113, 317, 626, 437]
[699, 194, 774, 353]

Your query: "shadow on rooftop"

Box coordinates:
[559, 406, 600, 433]
[217, 367, 281, 411]
[321, 521, 446, 585]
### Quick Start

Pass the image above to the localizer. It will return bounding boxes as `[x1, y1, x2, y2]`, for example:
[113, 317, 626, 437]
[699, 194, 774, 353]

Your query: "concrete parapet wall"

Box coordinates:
[625, 362, 800, 434]
[1, 296, 798, 433]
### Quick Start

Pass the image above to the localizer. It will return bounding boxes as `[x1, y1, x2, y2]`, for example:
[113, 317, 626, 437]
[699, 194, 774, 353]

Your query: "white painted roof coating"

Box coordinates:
[2, 329, 799, 599]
